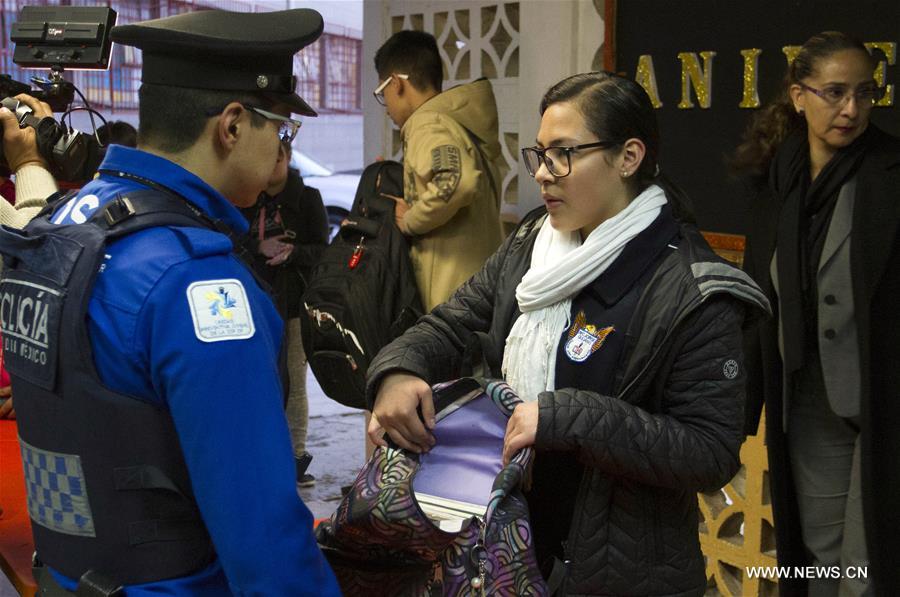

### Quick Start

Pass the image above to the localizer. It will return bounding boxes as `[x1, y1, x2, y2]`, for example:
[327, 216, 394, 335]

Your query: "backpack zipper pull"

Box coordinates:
[469, 538, 487, 594]
[348, 237, 365, 269]
[470, 560, 486, 595]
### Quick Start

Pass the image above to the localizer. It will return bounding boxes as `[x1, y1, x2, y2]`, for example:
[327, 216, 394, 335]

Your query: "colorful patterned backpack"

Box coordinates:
[316, 378, 547, 596]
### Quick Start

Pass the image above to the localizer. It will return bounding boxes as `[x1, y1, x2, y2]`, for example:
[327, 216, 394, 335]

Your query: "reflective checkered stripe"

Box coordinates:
[19, 437, 96, 537]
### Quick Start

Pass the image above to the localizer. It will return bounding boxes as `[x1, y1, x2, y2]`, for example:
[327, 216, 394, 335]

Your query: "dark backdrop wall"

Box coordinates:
[613, 0, 899, 235]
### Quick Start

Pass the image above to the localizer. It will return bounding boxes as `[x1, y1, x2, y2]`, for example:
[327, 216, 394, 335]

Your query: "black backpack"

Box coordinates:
[300, 160, 423, 409]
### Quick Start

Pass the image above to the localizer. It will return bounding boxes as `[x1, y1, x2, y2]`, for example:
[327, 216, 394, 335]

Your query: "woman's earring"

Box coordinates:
[621, 169, 630, 178]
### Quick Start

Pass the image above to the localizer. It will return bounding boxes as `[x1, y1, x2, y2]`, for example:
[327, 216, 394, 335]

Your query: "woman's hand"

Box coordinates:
[368, 373, 435, 453]
[258, 235, 291, 258]
[503, 401, 539, 465]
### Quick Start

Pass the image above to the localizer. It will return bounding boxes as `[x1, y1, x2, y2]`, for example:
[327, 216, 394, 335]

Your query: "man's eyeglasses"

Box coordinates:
[242, 104, 302, 144]
[521, 141, 617, 178]
[373, 73, 409, 106]
[799, 82, 885, 107]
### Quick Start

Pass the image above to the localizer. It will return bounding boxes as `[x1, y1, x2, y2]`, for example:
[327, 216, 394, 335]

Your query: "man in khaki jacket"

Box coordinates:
[374, 30, 503, 311]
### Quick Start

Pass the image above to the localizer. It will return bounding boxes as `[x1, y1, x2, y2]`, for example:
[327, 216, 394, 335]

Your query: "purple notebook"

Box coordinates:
[411, 391, 507, 510]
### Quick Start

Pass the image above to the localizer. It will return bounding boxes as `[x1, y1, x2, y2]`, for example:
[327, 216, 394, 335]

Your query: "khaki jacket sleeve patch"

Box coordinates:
[430, 145, 461, 202]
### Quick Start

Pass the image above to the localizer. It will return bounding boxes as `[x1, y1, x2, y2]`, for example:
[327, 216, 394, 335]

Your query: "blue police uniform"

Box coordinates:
[45, 145, 340, 595]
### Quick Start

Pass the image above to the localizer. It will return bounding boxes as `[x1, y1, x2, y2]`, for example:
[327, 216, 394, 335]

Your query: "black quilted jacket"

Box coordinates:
[367, 208, 771, 596]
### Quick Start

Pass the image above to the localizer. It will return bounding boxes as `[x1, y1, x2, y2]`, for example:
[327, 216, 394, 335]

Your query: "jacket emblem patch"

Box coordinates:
[431, 145, 461, 202]
[723, 359, 739, 379]
[187, 279, 256, 343]
[564, 311, 614, 363]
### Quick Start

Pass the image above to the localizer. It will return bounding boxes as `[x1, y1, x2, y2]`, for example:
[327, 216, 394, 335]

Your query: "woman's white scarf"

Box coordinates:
[502, 184, 668, 401]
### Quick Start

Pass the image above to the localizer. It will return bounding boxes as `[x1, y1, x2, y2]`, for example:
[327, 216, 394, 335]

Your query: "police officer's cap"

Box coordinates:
[111, 9, 323, 116]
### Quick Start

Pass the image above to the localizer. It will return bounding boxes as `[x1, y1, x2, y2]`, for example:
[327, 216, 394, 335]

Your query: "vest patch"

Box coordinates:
[564, 311, 614, 363]
[20, 437, 96, 537]
[186, 279, 255, 342]
[0, 277, 63, 390]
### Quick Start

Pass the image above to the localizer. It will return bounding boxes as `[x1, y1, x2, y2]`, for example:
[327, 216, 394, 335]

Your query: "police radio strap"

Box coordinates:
[32, 189, 80, 221]
[96, 168, 256, 264]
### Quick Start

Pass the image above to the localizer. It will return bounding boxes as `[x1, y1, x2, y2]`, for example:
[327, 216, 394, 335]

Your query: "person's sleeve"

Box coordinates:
[740, 226, 768, 437]
[401, 120, 484, 236]
[535, 297, 746, 493]
[3, 164, 57, 228]
[137, 254, 340, 596]
[288, 186, 329, 268]
[365, 226, 516, 408]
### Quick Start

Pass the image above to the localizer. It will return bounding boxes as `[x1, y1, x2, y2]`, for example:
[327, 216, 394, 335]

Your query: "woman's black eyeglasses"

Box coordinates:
[521, 141, 616, 178]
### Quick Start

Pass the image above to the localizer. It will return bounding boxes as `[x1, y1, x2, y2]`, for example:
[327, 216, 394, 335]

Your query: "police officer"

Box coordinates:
[0, 9, 339, 596]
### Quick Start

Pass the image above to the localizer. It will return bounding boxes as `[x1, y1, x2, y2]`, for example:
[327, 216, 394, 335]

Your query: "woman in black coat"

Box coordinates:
[737, 31, 900, 596]
[366, 72, 769, 595]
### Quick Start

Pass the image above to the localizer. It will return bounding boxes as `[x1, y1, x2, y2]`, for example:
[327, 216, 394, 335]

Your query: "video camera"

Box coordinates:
[0, 6, 117, 183]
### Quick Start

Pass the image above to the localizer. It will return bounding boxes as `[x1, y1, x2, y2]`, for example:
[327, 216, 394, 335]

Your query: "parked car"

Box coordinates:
[291, 152, 361, 240]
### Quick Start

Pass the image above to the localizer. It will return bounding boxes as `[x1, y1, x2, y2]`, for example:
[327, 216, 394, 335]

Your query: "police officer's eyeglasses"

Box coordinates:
[798, 82, 885, 107]
[521, 141, 616, 178]
[242, 104, 302, 143]
[373, 73, 409, 106]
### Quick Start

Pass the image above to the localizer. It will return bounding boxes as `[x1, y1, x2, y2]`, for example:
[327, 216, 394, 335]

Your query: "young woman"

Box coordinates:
[365, 71, 768, 595]
[737, 32, 900, 596]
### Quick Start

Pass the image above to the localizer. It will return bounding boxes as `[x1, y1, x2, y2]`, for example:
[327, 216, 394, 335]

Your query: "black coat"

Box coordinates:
[743, 128, 900, 596]
[368, 207, 769, 596]
[242, 169, 328, 319]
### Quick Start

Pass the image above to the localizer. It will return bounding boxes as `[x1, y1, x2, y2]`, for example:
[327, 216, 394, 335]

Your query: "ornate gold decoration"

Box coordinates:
[635, 54, 664, 108]
[739, 49, 763, 109]
[677, 51, 716, 109]
[864, 42, 896, 107]
[700, 414, 778, 596]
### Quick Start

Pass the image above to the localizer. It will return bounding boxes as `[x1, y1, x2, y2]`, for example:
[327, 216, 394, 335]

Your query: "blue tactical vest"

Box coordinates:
[0, 191, 238, 584]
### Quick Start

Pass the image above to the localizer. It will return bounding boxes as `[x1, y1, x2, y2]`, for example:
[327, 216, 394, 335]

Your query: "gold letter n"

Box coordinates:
[678, 51, 716, 109]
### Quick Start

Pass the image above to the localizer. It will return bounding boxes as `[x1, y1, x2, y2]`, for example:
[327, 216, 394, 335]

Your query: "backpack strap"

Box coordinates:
[351, 160, 403, 217]
[482, 380, 535, 526]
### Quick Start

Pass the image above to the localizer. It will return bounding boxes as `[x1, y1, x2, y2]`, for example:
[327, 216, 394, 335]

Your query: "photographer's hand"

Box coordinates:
[0, 93, 54, 172]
